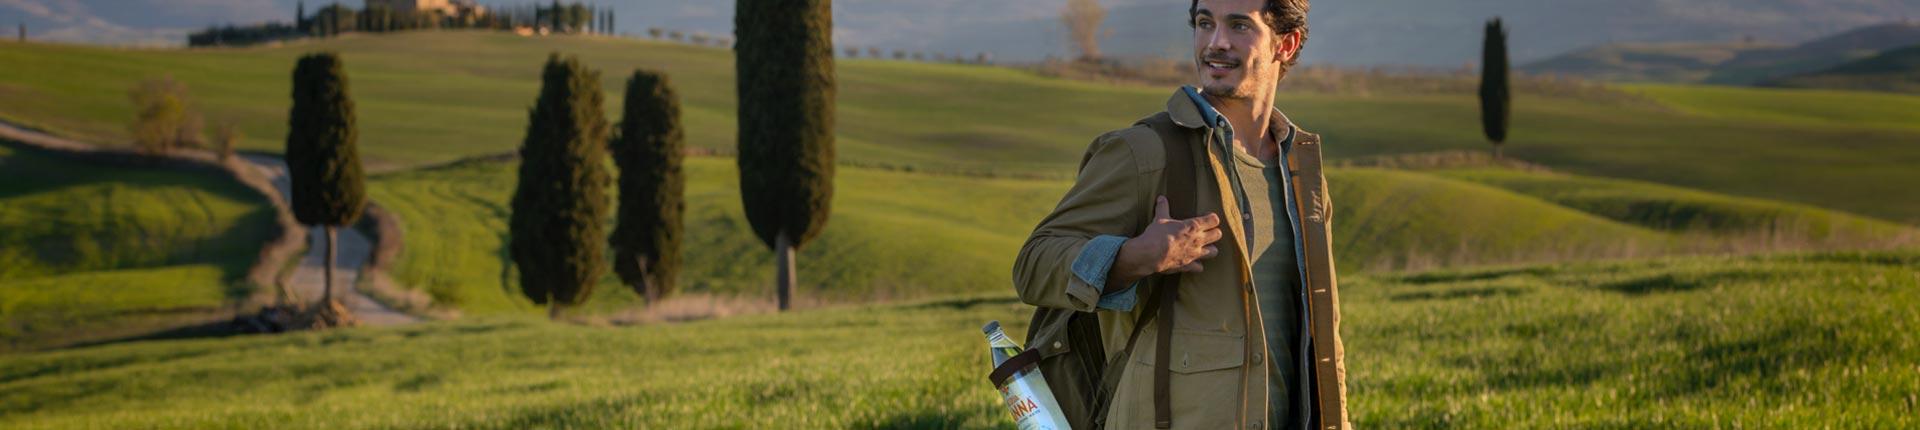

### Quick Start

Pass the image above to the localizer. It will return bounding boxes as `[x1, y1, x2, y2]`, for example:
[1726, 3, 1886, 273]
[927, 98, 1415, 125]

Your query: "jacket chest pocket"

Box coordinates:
[1110, 329, 1247, 429]
[1137, 329, 1246, 373]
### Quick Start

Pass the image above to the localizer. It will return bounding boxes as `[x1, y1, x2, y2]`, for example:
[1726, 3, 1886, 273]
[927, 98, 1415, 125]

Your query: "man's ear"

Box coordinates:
[1273, 30, 1299, 63]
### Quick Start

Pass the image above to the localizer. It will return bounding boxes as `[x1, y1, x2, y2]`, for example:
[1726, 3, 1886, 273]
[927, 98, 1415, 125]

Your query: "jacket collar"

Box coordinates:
[1167, 86, 1305, 145]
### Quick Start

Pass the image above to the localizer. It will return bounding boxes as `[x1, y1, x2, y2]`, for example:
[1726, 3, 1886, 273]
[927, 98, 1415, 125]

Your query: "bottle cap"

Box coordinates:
[982, 320, 1002, 335]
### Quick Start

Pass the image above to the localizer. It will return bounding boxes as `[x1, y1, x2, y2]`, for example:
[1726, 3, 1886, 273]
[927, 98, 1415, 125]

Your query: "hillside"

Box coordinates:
[1705, 22, 1920, 85]
[1, 250, 1914, 428]
[0, 140, 278, 350]
[3, 31, 1919, 223]
[1763, 44, 1920, 93]
[363, 154, 1914, 316]
[1519, 42, 1779, 83]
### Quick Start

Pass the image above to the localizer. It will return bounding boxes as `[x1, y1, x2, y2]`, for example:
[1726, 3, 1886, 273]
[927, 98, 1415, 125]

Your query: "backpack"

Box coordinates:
[1020, 112, 1196, 430]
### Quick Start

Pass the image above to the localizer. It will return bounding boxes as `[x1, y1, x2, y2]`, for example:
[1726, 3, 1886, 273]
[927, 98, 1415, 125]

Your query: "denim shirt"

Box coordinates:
[1074, 86, 1294, 311]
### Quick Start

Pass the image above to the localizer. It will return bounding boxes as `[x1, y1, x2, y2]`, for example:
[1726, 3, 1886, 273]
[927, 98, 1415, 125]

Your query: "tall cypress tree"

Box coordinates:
[610, 70, 684, 305]
[285, 52, 366, 305]
[1480, 17, 1511, 159]
[735, 0, 834, 311]
[510, 53, 612, 319]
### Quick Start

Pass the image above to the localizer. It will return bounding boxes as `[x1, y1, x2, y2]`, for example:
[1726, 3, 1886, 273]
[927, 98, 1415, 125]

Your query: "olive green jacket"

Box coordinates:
[1012, 89, 1349, 429]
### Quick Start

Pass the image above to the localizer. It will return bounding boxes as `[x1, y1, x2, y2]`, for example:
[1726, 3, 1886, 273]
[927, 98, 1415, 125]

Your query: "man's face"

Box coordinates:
[1192, 0, 1297, 100]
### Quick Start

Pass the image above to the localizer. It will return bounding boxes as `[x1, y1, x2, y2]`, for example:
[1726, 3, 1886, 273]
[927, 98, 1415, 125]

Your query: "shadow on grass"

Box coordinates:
[1393, 267, 1549, 285]
[1389, 286, 1531, 302]
[1594, 270, 1775, 295]
[904, 296, 1020, 312]
[63, 318, 249, 350]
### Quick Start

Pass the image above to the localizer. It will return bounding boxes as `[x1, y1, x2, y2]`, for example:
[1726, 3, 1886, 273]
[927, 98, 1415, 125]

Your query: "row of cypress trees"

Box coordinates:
[286, 0, 835, 319]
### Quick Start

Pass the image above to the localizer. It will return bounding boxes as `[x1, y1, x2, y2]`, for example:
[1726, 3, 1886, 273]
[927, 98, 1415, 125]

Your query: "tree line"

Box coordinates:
[191, 1, 617, 47]
[271, 0, 835, 319]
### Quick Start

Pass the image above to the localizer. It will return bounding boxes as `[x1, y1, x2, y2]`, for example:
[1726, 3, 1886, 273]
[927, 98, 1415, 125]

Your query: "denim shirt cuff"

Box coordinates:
[1072, 235, 1140, 312]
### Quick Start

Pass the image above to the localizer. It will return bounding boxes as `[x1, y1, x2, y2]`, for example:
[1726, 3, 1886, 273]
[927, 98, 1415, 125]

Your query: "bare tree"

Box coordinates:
[1061, 0, 1107, 61]
[128, 76, 204, 155]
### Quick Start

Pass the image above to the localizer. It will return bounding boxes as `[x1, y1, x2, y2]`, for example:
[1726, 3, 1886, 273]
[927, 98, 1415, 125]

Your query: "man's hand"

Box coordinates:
[1105, 196, 1223, 291]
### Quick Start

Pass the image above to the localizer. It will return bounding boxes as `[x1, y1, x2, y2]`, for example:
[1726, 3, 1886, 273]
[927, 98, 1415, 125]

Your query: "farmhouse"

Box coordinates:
[364, 0, 485, 16]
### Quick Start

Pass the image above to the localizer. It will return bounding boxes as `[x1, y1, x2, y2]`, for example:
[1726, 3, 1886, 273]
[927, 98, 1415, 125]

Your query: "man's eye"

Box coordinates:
[1197, 20, 1213, 30]
[1233, 22, 1251, 31]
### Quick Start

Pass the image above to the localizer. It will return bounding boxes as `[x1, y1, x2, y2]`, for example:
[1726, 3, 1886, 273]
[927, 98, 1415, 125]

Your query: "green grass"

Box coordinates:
[367, 156, 1064, 315]
[369, 155, 1909, 314]
[4, 32, 1920, 223]
[0, 141, 276, 348]
[1623, 83, 1920, 132]
[1436, 168, 1916, 247]
[2, 250, 1912, 428]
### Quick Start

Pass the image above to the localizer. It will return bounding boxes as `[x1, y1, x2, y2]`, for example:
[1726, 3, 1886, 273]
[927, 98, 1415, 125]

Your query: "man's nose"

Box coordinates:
[1205, 29, 1232, 52]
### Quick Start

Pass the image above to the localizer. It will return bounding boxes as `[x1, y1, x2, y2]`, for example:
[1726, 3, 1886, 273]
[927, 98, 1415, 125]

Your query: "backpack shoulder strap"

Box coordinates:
[1113, 111, 1198, 430]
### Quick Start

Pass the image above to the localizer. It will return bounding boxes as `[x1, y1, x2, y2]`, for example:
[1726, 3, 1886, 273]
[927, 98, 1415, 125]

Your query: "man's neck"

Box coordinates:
[1202, 91, 1278, 161]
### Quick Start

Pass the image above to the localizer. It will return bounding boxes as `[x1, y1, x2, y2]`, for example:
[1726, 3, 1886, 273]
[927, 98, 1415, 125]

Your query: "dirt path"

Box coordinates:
[0, 120, 416, 326]
[238, 154, 417, 326]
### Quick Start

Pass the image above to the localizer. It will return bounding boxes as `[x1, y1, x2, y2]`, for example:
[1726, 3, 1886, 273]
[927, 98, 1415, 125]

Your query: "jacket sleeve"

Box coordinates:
[1013, 130, 1155, 311]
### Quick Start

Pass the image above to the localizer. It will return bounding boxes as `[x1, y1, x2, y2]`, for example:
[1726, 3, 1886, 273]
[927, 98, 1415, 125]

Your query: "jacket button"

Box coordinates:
[1253, 351, 1264, 365]
[1052, 341, 1063, 350]
[1248, 419, 1263, 429]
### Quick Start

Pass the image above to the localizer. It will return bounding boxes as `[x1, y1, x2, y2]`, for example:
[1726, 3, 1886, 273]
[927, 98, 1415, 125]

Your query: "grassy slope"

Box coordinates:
[1, 250, 1913, 429]
[1437, 168, 1916, 247]
[0, 141, 276, 347]
[367, 156, 1064, 314]
[2, 32, 1919, 223]
[371, 155, 1910, 315]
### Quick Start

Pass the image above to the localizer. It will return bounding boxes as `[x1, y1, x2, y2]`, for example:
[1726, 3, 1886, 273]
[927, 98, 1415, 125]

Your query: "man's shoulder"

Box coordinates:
[1079, 117, 1172, 176]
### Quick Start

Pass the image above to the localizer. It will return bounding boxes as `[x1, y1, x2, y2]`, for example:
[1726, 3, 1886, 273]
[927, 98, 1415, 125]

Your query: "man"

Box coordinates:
[1011, 0, 1347, 429]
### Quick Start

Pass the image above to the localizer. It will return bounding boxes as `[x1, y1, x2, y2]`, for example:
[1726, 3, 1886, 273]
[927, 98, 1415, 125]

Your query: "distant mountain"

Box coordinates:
[1762, 44, 1920, 93]
[1704, 22, 1920, 84]
[7, 0, 1920, 68]
[1519, 42, 1783, 83]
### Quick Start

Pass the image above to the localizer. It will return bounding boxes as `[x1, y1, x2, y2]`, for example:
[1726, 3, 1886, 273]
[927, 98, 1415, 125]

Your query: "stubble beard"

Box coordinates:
[1199, 57, 1285, 101]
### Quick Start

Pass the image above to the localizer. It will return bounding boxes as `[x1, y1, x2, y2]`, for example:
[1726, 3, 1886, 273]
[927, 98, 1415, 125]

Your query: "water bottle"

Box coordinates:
[983, 321, 1072, 430]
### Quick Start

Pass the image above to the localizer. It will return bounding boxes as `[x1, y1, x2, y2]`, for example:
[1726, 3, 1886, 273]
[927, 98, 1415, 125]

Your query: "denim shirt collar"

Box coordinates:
[1180, 85, 1297, 150]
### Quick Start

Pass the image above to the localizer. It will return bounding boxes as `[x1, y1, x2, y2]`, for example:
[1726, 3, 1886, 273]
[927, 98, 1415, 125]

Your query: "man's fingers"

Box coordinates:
[1177, 262, 1204, 273]
[1190, 212, 1221, 229]
[1199, 245, 1219, 260]
[1153, 195, 1171, 220]
[1197, 226, 1224, 245]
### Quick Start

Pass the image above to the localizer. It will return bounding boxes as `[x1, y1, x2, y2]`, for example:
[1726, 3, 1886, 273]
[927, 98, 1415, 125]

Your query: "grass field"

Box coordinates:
[0, 140, 276, 349]
[364, 154, 1911, 316]
[1, 250, 1912, 429]
[3, 32, 1919, 223]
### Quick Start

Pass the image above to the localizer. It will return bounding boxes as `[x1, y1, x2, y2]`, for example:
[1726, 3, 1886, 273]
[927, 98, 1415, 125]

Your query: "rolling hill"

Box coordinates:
[1763, 44, 1920, 93]
[364, 155, 1914, 317]
[0, 140, 278, 350]
[1518, 42, 1779, 83]
[1705, 22, 1920, 85]
[3, 31, 1919, 224]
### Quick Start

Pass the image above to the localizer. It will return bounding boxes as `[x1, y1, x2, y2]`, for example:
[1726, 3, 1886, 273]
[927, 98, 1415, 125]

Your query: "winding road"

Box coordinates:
[0, 119, 415, 326]
[238, 154, 417, 326]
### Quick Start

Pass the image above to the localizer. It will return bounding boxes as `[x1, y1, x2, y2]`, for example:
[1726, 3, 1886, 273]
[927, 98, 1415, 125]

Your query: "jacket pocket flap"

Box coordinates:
[1136, 329, 1245, 373]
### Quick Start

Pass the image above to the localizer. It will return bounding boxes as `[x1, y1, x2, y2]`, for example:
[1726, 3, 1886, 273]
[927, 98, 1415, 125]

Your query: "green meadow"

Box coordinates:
[2, 31, 1919, 223]
[0, 141, 276, 350]
[1, 250, 1913, 429]
[2, 30, 1918, 429]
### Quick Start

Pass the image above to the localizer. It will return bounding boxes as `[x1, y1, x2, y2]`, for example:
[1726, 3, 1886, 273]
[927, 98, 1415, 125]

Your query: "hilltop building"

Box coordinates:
[364, 0, 485, 17]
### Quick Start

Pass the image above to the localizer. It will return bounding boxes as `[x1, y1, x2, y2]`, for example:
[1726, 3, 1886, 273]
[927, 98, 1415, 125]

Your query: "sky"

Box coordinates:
[5, 0, 1920, 65]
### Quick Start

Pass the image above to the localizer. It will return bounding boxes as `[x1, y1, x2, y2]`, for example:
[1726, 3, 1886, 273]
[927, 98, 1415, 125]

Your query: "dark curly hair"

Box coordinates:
[1189, 0, 1309, 67]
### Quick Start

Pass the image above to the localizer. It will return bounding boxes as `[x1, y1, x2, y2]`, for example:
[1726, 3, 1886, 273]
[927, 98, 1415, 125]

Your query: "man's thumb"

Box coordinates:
[1154, 195, 1171, 220]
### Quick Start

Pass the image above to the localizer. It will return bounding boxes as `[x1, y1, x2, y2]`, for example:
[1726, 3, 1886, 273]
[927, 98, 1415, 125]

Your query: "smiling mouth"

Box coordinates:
[1203, 58, 1241, 72]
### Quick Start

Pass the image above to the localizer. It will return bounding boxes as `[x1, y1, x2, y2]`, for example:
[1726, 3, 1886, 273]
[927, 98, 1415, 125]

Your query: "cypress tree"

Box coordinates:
[735, 0, 834, 311]
[610, 70, 684, 305]
[509, 53, 612, 319]
[1480, 17, 1510, 159]
[285, 52, 366, 305]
